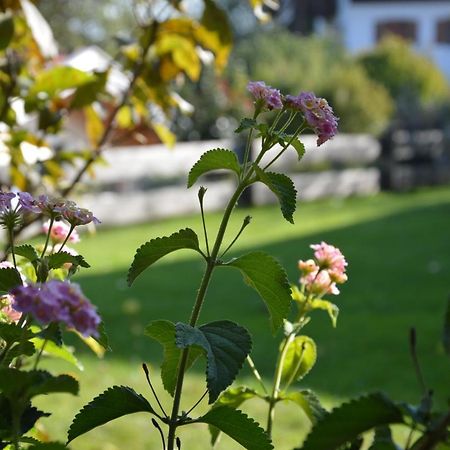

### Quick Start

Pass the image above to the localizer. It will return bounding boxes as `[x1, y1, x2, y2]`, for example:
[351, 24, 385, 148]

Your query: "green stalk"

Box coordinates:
[41, 217, 54, 258]
[166, 183, 247, 450]
[267, 333, 296, 436]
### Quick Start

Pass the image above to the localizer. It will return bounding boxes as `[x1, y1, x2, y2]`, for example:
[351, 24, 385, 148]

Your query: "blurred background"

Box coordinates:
[1, 0, 449, 449]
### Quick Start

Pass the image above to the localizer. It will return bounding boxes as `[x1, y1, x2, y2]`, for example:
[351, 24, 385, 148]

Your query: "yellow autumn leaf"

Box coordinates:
[84, 104, 105, 147]
[153, 122, 176, 148]
[248, 0, 279, 22]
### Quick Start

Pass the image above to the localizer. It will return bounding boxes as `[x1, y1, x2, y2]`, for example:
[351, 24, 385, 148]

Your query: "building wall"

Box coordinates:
[337, 0, 450, 78]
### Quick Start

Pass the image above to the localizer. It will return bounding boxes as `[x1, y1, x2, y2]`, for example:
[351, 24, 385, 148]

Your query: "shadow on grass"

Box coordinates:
[74, 200, 450, 404]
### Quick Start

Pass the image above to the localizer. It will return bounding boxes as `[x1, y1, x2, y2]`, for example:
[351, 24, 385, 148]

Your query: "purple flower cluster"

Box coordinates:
[11, 281, 101, 337]
[285, 92, 339, 146]
[247, 81, 283, 110]
[17, 192, 100, 226]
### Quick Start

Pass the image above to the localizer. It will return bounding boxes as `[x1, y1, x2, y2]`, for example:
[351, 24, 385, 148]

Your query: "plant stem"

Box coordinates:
[9, 227, 17, 269]
[33, 338, 47, 370]
[41, 217, 54, 258]
[166, 183, 247, 450]
[267, 332, 296, 437]
[246, 356, 268, 395]
[56, 224, 76, 254]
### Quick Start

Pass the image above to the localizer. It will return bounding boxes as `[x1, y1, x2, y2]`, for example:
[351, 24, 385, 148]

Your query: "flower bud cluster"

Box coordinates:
[11, 280, 101, 337]
[299, 241, 348, 296]
[247, 81, 338, 146]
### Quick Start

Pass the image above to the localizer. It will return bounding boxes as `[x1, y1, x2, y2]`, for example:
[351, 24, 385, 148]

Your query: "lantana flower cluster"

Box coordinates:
[298, 241, 348, 296]
[247, 81, 338, 146]
[11, 281, 100, 337]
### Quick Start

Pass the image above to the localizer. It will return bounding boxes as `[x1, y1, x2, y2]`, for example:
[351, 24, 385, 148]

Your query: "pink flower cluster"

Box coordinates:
[298, 241, 348, 296]
[247, 81, 283, 110]
[11, 281, 101, 337]
[43, 220, 80, 244]
[0, 294, 22, 322]
[18, 192, 100, 226]
[286, 92, 338, 146]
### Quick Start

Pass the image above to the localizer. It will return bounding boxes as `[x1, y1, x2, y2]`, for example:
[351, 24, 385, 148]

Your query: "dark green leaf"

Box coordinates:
[0, 323, 33, 345]
[198, 406, 273, 450]
[368, 426, 400, 450]
[187, 149, 240, 188]
[297, 393, 405, 450]
[280, 389, 326, 424]
[281, 336, 317, 385]
[443, 296, 450, 356]
[0, 267, 23, 293]
[68, 386, 156, 443]
[225, 252, 291, 333]
[145, 320, 201, 396]
[2, 341, 35, 364]
[175, 321, 252, 403]
[0, 14, 14, 50]
[0, 369, 78, 399]
[93, 321, 110, 352]
[13, 244, 39, 265]
[46, 252, 90, 270]
[254, 167, 297, 223]
[37, 322, 62, 346]
[210, 386, 261, 446]
[127, 228, 201, 286]
[235, 118, 257, 133]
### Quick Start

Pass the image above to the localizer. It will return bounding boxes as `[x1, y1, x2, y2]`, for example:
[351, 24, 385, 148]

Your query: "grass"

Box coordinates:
[33, 186, 450, 449]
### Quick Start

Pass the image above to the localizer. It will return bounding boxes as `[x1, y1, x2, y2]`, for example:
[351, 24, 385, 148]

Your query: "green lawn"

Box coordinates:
[34, 186, 450, 449]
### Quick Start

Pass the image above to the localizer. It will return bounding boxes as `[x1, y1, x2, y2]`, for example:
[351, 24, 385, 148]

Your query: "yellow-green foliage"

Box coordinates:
[359, 35, 450, 108]
[322, 64, 394, 135]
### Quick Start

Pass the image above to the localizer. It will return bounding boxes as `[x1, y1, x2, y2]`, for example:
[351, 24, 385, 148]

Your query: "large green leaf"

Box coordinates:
[0, 267, 23, 293]
[175, 321, 252, 403]
[14, 244, 39, 265]
[145, 320, 201, 396]
[0, 13, 14, 50]
[297, 393, 405, 450]
[187, 149, 240, 188]
[127, 228, 201, 286]
[255, 167, 297, 224]
[225, 252, 291, 333]
[32, 338, 82, 369]
[235, 118, 257, 133]
[68, 386, 156, 443]
[28, 67, 95, 99]
[0, 323, 33, 345]
[0, 369, 78, 399]
[46, 252, 90, 270]
[198, 406, 273, 450]
[280, 389, 326, 424]
[281, 336, 317, 385]
[210, 386, 260, 446]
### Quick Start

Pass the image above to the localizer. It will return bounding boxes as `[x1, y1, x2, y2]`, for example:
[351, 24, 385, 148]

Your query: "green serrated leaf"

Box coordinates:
[46, 252, 90, 270]
[281, 389, 326, 424]
[310, 299, 339, 327]
[198, 406, 273, 450]
[32, 338, 82, 369]
[0, 13, 14, 51]
[127, 228, 201, 286]
[145, 320, 201, 396]
[254, 167, 297, 223]
[37, 322, 63, 346]
[187, 149, 240, 188]
[0, 323, 33, 345]
[2, 341, 35, 364]
[291, 138, 306, 160]
[225, 252, 291, 333]
[93, 321, 110, 352]
[210, 386, 261, 446]
[175, 321, 252, 403]
[68, 386, 156, 443]
[14, 244, 39, 265]
[281, 335, 316, 385]
[297, 393, 405, 450]
[0, 267, 23, 293]
[235, 118, 257, 133]
[0, 369, 78, 399]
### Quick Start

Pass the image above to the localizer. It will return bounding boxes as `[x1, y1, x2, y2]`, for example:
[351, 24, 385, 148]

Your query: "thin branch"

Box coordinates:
[152, 418, 166, 450]
[184, 389, 208, 417]
[143, 363, 168, 419]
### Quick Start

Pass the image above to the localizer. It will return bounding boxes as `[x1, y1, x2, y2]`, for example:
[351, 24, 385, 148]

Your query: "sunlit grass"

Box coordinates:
[34, 186, 450, 449]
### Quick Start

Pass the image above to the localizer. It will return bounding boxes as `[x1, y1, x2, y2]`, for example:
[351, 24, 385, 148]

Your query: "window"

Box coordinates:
[376, 20, 417, 42]
[437, 19, 450, 43]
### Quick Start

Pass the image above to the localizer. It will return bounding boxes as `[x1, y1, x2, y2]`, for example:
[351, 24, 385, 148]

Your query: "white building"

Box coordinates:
[336, 0, 450, 79]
